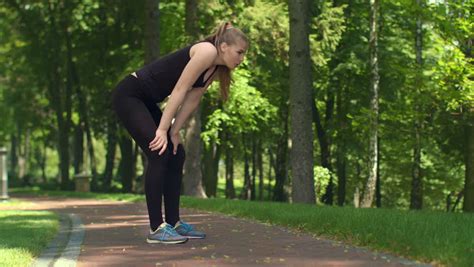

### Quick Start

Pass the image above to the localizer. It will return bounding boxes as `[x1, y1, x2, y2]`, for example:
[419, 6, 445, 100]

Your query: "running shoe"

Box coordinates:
[147, 222, 188, 244]
[174, 220, 206, 239]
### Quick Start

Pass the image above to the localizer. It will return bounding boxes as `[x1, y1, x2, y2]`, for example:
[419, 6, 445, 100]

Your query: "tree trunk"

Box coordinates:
[410, 0, 424, 210]
[376, 138, 382, 208]
[289, 0, 315, 204]
[322, 92, 335, 204]
[46, 3, 71, 190]
[273, 109, 289, 202]
[17, 126, 25, 180]
[258, 140, 264, 200]
[63, 11, 98, 185]
[57, 95, 71, 189]
[118, 134, 134, 193]
[241, 134, 252, 200]
[360, 0, 380, 208]
[410, 122, 423, 209]
[138, 0, 160, 193]
[10, 133, 18, 180]
[73, 124, 84, 175]
[251, 136, 257, 200]
[182, 0, 206, 198]
[17, 126, 31, 185]
[103, 117, 118, 190]
[464, 110, 474, 212]
[336, 87, 347, 206]
[183, 106, 207, 197]
[336, 144, 346, 206]
[203, 142, 220, 197]
[144, 0, 160, 64]
[185, 0, 199, 42]
[354, 161, 362, 208]
[47, 57, 70, 190]
[313, 97, 334, 204]
[41, 138, 47, 183]
[225, 135, 235, 199]
[267, 147, 274, 200]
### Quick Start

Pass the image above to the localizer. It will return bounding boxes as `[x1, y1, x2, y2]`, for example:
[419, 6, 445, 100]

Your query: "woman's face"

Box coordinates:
[220, 39, 248, 70]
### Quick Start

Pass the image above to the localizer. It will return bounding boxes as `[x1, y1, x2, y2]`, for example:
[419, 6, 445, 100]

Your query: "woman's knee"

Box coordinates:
[172, 145, 185, 165]
[143, 143, 183, 166]
[145, 149, 171, 164]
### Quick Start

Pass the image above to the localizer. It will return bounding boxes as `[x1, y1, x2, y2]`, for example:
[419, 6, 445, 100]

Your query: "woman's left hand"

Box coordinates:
[170, 131, 181, 155]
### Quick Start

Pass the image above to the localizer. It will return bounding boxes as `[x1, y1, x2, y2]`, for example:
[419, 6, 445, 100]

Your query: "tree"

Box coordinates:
[289, 0, 315, 204]
[410, 0, 424, 210]
[430, 1, 473, 212]
[182, 0, 207, 198]
[360, 0, 380, 208]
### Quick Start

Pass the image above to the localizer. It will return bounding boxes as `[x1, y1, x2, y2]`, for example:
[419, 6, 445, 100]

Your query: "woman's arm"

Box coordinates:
[168, 72, 217, 154]
[149, 43, 217, 155]
[158, 44, 217, 132]
[170, 87, 206, 136]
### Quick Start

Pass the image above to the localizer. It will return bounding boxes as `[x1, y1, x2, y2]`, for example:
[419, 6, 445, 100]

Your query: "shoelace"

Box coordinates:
[157, 224, 180, 238]
[179, 221, 194, 232]
[166, 226, 181, 236]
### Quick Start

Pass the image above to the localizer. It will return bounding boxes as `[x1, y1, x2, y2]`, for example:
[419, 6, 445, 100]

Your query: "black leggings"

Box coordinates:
[112, 75, 185, 231]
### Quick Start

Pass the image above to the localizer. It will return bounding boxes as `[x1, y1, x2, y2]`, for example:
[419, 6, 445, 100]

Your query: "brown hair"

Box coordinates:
[203, 22, 248, 101]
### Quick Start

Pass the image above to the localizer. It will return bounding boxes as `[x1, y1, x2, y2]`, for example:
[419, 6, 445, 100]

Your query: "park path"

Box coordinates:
[6, 195, 427, 267]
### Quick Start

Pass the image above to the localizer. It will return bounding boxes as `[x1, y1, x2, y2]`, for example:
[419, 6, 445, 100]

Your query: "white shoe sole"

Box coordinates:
[146, 238, 188, 244]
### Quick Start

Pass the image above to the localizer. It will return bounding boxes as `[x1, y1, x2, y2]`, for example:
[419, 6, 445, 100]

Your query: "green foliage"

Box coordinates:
[310, 1, 347, 67]
[0, 0, 471, 212]
[313, 166, 335, 202]
[201, 68, 277, 147]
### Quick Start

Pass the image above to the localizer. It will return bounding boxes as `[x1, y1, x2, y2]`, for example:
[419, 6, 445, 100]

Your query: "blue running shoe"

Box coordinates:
[174, 220, 206, 239]
[147, 222, 188, 244]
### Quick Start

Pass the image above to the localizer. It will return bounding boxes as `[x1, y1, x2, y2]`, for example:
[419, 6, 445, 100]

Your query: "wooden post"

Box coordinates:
[0, 147, 9, 201]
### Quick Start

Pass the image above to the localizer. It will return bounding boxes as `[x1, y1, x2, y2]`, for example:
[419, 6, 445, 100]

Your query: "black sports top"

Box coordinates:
[135, 41, 218, 103]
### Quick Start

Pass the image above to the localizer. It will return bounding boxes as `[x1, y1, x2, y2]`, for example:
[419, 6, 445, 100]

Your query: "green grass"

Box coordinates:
[0, 200, 59, 267]
[181, 198, 474, 267]
[10, 187, 474, 267]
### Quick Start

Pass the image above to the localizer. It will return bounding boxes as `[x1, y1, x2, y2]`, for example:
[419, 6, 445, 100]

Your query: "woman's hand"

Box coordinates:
[170, 131, 181, 155]
[149, 128, 168, 155]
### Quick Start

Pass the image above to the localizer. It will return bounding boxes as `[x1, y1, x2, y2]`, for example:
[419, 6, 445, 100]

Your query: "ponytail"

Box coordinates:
[203, 22, 248, 102]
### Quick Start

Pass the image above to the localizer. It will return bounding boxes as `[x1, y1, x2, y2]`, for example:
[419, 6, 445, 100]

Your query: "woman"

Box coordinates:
[112, 22, 248, 244]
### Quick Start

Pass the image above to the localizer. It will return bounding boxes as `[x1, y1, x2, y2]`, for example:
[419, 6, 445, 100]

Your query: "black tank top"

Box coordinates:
[135, 41, 218, 103]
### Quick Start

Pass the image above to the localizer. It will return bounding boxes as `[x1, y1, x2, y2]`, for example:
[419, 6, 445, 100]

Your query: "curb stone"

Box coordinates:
[31, 213, 84, 267]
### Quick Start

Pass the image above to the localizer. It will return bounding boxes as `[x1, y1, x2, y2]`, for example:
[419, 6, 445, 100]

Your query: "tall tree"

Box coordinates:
[182, 0, 207, 198]
[431, 0, 473, 212]
[465, 111, 474, 212]
[99, 1, 116, 191]
[273, 113, 289, 202]
[410, 0, 424, 210]
[360, 0, 380, 207]
[289, 0, 315, 204]
[145, 0, 160, 64]
[119, 0, 160, 193]
[62, 1, 97, 184]
[49, 1, 73, 190]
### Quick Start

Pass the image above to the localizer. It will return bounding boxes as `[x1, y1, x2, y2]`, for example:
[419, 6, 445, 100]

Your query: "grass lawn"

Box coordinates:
[0, 200, 59, 267]
[10, 187, 474, 267]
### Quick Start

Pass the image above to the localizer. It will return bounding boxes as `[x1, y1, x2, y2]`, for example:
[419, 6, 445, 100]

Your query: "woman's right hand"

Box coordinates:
[149, 128, 168, 155]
